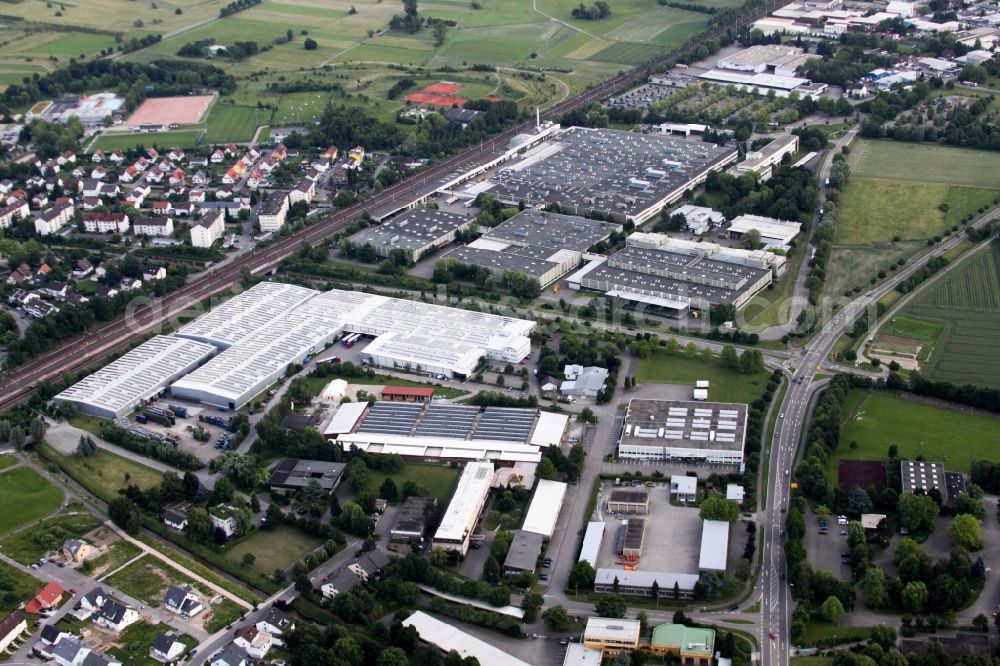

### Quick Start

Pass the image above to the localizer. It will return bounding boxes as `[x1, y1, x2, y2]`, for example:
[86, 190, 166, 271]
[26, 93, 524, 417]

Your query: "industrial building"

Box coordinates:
[629, 232, 788, 277]
[562, 644, 603, 666]
[698, 520, 730, 572]
[578, 521, 606, 567]
[444, 209, 621, 287]
[390, 496, 436, 542]
[267, 459, 346, 494]
[476, 127, 737, 224]
[725, 214, 802, 251]
[618, 518, 645, 560]
[559, 365, 608, 398]
[432, 461, 495, 556]
[583, 618, 641, 658]
[333, 404, 565, 464]
[521, 479, 567, 537]
[568, 232, 774, 316]
[352, 208, 474, 259]
[403, 611, 532, 666]
[168, 283, 534, 410]
[716, 44, 810, 75]
[618, 400, 749, 470]
[502, 529, 545, 576]
[649, 624, 716, 665]
[670, 204, 726, 234]
[670, 475, 698, 502]
[607, 489, 650, 514]
[594, 568, 699, 597]
[729, 134, 800, 182]
[53, 335, 216, 419]
[900, 461, 946, 495]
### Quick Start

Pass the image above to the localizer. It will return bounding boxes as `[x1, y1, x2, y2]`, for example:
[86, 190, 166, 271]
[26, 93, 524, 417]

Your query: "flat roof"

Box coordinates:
[444, 244, 562, 280]
[698, 520, 730, 571]
[727, 214, 802, 243]
[594, 568, 700, 590]
[503, 529, 544, 571]
[433, 461, 495, 543]
[579, 521, 606, 567]
[609, 489, 650, 504]
[404, 611, 532, 666]
[671, 475, 697, 493]
[324, 401, 369, 436]
[901, 460, 946, 493]
[54, 335, 216, 418]
[717, 44, 804, 68]
[267, 458, 346, 491]
[521, 479, 567, 537]
[563, 644, 603, 666]
[529, 411, 569, 447]
[650, 624, 715, 656]
[584, 617, 641, 642]
[484, 209, 622, 252]
[623, 399, 748, 452]
[484, 126, 736, 220]
[699, 69, 813, 91]
[354, 207, 471, 252]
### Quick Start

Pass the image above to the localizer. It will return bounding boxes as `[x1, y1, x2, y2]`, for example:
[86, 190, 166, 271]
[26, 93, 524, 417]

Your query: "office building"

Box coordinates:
[432, 461, 495, 556]
[618, 400, 749, 470]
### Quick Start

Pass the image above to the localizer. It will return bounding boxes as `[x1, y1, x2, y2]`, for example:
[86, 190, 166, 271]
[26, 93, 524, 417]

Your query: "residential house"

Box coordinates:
[257, 158, 276, 174]
[118, 166, 138, 184]
[132, 216, 173, 237]
[71, 587, 107, 621]
[209, 505, 239, 538]
[145, 168, 164, 185]
[6, 264, 31, 286]
[31, 193, 49, 209]
[82, 652, 121, 666]
[35, 201, 75, 235]
[136, 156, 150, 171]
[215, 186, 233, 200]
[322, 146, 338, 160]
[91, 150, 105, 164]
[162, 505, 188, 531]
[71, 259, 93, 280]
[38, 624, 62, 646]
[24, 300, 58, 319]
[35, 263, 52, 280]
[61, 539, 92, 563]
[25, 582, 63, 614]
[167, 149, 185, 162]
[83, 212, 129, 234]
[61, 151, 77, 165]
[7, 288, 35, 306]
[90, 166, 107, 180]
[210, 644, 248, 666]
[50, 635, 89, 666]
[191, 210, 225, 248]
[210, 149, 226, 164]
[233, 626, 272, 659]
[66, 291, 89, 307]
[0, 611, 26, 654]
[81, 197, 101, 211]
[289, 178, 316, 204]
[119, 277, 142, 292]
[108, 150, 125, 165]
[320, 569, 363, 599]
[151, 201, 173, 216]
[348, 550, 390, 582]
[246, 170, 264, 189]
[94, 599, 139, 633]
[0, 198, 28, 228]
[221, 169, 239, 185]
[150, 633, 186, 663]
[255, 608, 294, 637]
[189, 190, 206, 204]
[142, 265, 166, 281]
[168, 168, 186, 186]
[163, 585, 203, 619]
[81, 179, 103, 198]
[71, 166, 86, 179]
[40, 281, 69, 301]
[173, 202, 193, 217]
[188, 155, 209, 168]
[98, 183, 119, 199]
[95, 285, 119, 299]
[191, 170, 208, 187]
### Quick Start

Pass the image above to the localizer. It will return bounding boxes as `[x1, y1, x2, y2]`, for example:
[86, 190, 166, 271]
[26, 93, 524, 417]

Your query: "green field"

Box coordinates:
[222, 525, 323, 575]
[0, 514, 100, 564]
[824, 242, 923, 297]
[0, 455, 16, 471]
[89, 130, 203, 153]
[636, 349, 771, 404]
[299, 371, 466, 400]
[203, 103, 271, 144]
[892, 240, 1000, 388]
[847, 140, 1000, 188]
[0, 467, 64, 536]
[38, 440, 164, 503]
[833, 390, 1000, 475]
[741, 241, 806, 329]
[89, 540, 143, 578]
[359, 461, 460, 507]
[0, 558, 41, 614]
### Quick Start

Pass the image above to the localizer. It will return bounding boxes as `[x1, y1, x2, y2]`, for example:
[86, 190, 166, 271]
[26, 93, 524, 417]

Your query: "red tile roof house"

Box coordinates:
[24, 582, 63, 614]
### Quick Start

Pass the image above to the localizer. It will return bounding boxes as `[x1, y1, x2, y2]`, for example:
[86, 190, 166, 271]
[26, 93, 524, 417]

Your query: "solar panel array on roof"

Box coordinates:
[356, 402, 422, 436]
[472, 407, 535, 443]
[415, 405, 478, 439]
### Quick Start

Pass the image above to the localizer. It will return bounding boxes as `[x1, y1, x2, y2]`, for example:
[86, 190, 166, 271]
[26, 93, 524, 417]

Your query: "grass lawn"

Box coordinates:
[798, 619, 870, 646]
[300, 371, 466, 399]
[635, 349, 771, 404]
[0, 455, 16, 470]
[203, 103, 271, 144]
[0, 558, 41, 614]
[847, 140, 1000, 188]
[89, 540, 143, 579]
[0, 514, 100, 564]
[0, 467, 64, 536]
[832, 390, 1000, 476]
[792, 658, 835, 666]
[741, 241, 806, 329]
[222, 525, 323, 575]
[107, 622, 196, 666]
[823, 242, 923, 298]
[205, 599, 244, 633]
[89, 130, 203, 153]
[38, 440, 163, 502]
[359, 462, 460, 507]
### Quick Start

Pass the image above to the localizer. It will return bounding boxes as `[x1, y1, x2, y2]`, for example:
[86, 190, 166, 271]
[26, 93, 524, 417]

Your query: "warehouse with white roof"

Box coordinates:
[726, 214, 802, 251]
[521, 479, 567, 537]
[53, 335, 216, 419]
[433, 461, 495, 556]
[698, 520, 731, 572]
[404, 611, 532, 666]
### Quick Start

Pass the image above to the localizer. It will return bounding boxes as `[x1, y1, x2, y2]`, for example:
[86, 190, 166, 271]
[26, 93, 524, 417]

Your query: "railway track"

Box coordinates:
[0, 3, 780, 412]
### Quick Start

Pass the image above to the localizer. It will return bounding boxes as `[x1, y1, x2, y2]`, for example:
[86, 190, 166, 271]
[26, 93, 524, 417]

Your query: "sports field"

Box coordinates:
[890, 240, 1000, 389]
[127, 95, 214, 127]
[0, 467, 63, 536]
[636, 349, 771, 404]
[89, 130, 203, 152]
[833, 390, 1000, 475]
[203, 104, 271, 144]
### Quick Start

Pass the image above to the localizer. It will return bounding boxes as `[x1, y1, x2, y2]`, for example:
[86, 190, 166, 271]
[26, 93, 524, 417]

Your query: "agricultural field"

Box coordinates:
[0, 466, 64, 536]
[222, 525, 323, 575]
[832, 389, 1000, 475]
[636, 350, 771, 404]
[886, 240, 1000, 389]
[0, 62, 49, 89]
[823, 242, 922, 298]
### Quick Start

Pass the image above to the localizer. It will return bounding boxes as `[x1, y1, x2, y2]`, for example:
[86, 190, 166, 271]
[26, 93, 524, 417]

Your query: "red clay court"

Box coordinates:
[424, 82, 463, 95]
[404, 92, 468, 107]
[126, 94, 215, 127]
[837, 459, 888, 492]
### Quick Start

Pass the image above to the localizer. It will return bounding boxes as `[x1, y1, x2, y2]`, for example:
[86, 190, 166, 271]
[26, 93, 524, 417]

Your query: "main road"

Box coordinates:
[759, 205, 1000, 666]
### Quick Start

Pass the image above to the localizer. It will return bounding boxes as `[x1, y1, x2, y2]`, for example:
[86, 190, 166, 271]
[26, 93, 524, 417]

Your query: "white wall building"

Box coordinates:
[432, 461, 495, 556]
[257, 191, 288, 232]
[520, 480, 567, 537]
[191, 210, 225, 248]
[34, 202, 74, 235]
[726, 214, 802, 251]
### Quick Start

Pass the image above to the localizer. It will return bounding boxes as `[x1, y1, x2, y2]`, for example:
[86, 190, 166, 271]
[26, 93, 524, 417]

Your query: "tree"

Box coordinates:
[897, 492, 938, 533]
[860, 567, 887, 609]
[29, 416, 45, 444]
[902, 581, 928, 614]
[242, 553, 256, 568]
[303, 37, 318, 50]
[536, 457, 558, 480]
[651, 579, 660, 607]
[433, 22, 447, 46]
[9, 426, 24, 450]
[380, 477, 399, 502]
[595, 594, 626, 618]
[210, 476, 235, 505]
[699, 497, 740, 523]
[578, 407, 598, 423]
[949, 513, 984, 550]
[847, 486, 873, 514]
[338, 501, 374, 536]
[568, 561, 596, 590]
[185, 507, 213, 542]
[483, 556, 501, 584]
[108, 497, 142, 535]
[521, 592, 544, 622]
[719, 344, 739, 370]
[543, 604, 571, 631]
[740, 228, 763, 250]
[820, 595, 845, 624]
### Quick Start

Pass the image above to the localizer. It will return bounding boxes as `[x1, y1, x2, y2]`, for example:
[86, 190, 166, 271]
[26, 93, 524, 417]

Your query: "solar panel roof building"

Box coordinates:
[53, 335, 216, 419]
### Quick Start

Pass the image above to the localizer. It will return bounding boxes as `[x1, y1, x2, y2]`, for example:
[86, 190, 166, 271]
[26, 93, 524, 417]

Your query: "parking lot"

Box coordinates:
[123, 400, 245, 464]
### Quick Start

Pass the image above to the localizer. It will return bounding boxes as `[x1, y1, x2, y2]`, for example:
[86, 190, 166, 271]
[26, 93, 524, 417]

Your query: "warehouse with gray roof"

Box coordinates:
[352, 207, 474, 258]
